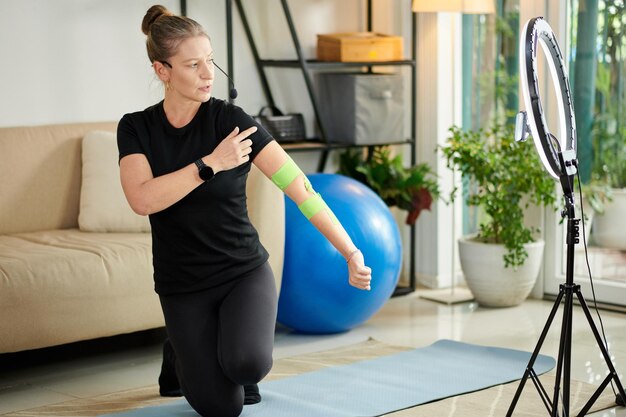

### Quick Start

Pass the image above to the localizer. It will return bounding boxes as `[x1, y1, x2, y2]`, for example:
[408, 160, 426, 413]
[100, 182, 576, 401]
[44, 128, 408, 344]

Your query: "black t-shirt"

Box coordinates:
[117, 98, 274, 295]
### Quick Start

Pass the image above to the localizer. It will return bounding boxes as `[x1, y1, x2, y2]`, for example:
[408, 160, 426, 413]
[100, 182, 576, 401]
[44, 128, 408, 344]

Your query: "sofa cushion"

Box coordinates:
[0, 229, 162, 353]
[0, 122, 118, 235]
[79, 130, 151, 232]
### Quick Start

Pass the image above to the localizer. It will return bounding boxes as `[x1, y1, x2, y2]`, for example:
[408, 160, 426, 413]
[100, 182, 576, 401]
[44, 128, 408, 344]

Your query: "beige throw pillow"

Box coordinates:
[78, 130, 151, 232]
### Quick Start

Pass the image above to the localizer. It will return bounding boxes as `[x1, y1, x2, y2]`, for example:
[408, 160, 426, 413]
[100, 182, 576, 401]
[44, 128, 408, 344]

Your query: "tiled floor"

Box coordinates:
[0, 290, 624, 416]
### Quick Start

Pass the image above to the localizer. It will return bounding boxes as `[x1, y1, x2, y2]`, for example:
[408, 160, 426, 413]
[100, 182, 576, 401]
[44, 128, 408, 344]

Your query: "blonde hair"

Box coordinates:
[141, 5, 209, 63]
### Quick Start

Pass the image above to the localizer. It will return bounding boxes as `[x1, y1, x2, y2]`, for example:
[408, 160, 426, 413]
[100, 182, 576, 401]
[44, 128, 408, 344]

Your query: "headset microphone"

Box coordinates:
[213, 61, 238, 100]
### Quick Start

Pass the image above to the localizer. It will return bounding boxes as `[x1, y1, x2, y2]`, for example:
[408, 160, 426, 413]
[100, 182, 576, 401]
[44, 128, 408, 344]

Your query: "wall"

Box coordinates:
[413, 12, 464, 289]
[0, 0, 175, 127]
[0, 0, 400, 130]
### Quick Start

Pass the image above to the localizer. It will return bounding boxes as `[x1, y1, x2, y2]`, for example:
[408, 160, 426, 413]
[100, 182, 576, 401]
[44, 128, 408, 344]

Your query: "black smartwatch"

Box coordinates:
[194, 158, 215, 181]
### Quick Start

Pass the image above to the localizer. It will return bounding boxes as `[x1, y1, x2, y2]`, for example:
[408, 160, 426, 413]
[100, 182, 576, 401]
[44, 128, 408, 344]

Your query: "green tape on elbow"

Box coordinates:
[303, 176, 313, 193]
[271, 157, 302, 191]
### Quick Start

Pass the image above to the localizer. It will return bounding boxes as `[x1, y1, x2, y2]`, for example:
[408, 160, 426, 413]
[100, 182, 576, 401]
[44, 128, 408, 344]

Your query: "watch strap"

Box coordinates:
[194, 158, 214, 181]
[194, 158, 206, 171]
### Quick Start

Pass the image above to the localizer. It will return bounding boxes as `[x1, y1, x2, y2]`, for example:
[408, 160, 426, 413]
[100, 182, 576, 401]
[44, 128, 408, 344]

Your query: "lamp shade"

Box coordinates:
[412, 0, 495, 14]
[462, 0, 496, 14]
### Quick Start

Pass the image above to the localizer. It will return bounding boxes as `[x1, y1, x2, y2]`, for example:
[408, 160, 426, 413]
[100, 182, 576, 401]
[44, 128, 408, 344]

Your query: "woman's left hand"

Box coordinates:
[347, 250, 372, 291]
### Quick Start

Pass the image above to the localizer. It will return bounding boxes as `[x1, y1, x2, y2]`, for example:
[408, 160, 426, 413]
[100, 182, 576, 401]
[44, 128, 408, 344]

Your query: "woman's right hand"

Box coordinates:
[348, 250, 372, 291]
[206, 126, 257, 173]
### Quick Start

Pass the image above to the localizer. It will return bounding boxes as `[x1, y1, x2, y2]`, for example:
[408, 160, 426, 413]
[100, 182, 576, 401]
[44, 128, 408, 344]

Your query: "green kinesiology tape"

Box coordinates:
[298, 193, 338, 224]
[298, 193, 326, 219]
[270, 157, 302, 190]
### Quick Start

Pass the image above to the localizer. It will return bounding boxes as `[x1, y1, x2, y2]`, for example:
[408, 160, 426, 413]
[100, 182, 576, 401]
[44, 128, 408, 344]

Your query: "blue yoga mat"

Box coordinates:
[101, 339, 555, 417]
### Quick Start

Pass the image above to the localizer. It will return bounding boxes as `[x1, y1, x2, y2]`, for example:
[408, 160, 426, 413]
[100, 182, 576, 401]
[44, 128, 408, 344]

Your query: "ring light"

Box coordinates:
[516, 17, 577, 180]
[509, 18, 626, 417]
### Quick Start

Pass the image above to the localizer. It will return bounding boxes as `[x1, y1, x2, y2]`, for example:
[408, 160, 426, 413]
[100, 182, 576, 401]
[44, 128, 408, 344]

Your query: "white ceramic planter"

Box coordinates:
[458, 237, 545, 307]
[592, 188, 626, 250]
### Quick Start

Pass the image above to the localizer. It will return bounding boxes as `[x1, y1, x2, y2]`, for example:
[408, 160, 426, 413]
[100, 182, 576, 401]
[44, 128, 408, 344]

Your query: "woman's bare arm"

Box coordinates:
[119, 126, 257, 215]
[253, 140, 372, 290]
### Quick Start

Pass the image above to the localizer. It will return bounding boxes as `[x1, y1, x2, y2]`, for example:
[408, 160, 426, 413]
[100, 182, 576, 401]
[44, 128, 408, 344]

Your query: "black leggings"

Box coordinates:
[159, 262, 277, 417]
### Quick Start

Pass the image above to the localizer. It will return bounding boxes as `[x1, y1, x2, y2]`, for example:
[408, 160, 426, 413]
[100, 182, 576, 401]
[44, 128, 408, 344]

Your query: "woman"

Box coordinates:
[118, 5, 372, 417]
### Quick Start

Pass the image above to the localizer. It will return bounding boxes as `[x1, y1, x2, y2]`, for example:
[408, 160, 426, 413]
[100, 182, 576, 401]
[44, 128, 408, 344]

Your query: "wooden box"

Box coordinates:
[316, 32, 403, 62]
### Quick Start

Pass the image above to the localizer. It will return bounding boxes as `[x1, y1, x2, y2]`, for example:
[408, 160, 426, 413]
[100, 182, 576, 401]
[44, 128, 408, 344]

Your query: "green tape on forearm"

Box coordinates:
[298, 193, 339, 225]
[298, 193, 326, 219]
[270, 157, 302, 191]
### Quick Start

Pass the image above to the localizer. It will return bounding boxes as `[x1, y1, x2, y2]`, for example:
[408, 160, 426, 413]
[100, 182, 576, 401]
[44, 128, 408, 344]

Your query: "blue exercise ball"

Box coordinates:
[278, 174, 402, 334]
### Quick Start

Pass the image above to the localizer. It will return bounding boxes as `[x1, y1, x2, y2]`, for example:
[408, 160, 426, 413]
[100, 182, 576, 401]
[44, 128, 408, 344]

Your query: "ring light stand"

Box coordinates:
[507, 17, 625, 416]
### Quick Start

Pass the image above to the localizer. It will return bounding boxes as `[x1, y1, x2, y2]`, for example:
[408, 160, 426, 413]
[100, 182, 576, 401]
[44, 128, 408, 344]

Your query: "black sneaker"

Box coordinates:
[244, 384, 261, 405]
[158, 339, 183, 397]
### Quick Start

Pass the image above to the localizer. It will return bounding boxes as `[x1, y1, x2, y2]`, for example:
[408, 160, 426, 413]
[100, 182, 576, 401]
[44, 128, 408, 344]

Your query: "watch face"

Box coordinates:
[199, 166, 214, 181]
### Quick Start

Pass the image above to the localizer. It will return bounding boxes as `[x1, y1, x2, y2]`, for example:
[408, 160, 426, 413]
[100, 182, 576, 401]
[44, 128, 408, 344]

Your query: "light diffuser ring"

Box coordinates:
[520, 17, 577, 179]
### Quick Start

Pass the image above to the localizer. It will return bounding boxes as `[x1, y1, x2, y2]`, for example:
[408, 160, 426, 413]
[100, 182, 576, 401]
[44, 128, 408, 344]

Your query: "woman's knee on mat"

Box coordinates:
[186, 389, 243, 417]
[222, 350, 273, 385]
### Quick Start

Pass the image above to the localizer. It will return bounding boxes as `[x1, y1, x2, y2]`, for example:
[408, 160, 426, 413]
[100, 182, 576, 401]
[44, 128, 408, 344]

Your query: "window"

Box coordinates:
[568, 0, 626, 287]
[461, 0, 521, 235]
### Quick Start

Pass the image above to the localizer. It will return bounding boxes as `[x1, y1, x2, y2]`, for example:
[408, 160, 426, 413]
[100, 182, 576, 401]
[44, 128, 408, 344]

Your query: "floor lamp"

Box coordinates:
[412, 0, 495, 305]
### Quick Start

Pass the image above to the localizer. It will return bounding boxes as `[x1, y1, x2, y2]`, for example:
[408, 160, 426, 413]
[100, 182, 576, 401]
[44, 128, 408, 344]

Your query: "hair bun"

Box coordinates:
[142, 5, 174, 35]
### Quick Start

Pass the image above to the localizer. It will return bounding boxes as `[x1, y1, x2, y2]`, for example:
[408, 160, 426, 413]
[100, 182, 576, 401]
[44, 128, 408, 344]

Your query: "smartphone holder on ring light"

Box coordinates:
[507, 17, 626, 416]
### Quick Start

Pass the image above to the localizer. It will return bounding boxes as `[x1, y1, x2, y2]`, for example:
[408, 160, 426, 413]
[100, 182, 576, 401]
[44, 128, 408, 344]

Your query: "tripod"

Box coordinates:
[506, 154, 626, 417]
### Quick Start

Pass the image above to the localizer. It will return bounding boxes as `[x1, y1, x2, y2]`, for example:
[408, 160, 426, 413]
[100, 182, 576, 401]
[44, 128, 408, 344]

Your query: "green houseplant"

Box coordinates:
[337, 146, 439, 225]
[441, 123, 557, 268]
[441, 123, 558, 307]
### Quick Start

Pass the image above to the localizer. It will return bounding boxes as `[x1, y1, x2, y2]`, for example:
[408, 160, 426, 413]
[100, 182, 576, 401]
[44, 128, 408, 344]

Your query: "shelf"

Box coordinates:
[229, 0, 418, 294]
[280, 140, 326, 152]
[279, 138, 414, 152]
[259, 59, 416, 69]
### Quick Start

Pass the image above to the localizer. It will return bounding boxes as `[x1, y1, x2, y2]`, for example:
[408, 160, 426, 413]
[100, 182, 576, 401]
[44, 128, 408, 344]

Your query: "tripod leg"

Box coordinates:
[575, 291, 626, 407]
[551, 288, 575, 417]
[506, 289, 565, 417]
[564, 289, 574, 415]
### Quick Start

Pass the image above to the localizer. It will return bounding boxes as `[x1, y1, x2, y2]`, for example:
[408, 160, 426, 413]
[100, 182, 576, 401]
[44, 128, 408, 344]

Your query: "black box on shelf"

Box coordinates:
[315, 72, 404, 145]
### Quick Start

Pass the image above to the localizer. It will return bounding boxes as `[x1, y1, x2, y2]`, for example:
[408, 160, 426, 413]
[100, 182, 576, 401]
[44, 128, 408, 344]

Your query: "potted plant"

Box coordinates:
[337, 146, 439, 225]
[440, 123, 557, 307]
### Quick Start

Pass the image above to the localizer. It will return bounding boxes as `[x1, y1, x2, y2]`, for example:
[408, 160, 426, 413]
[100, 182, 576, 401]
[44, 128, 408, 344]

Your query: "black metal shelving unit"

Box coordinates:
[225, 0, 418, 295]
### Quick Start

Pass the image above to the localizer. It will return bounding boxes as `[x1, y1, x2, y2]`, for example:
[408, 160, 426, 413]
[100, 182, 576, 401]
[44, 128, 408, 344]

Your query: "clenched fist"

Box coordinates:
[347, 250, 372, 291]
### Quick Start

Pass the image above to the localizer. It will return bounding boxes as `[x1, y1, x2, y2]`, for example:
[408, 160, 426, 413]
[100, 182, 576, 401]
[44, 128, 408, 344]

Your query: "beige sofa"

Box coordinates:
[0, 122, 284, 354]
